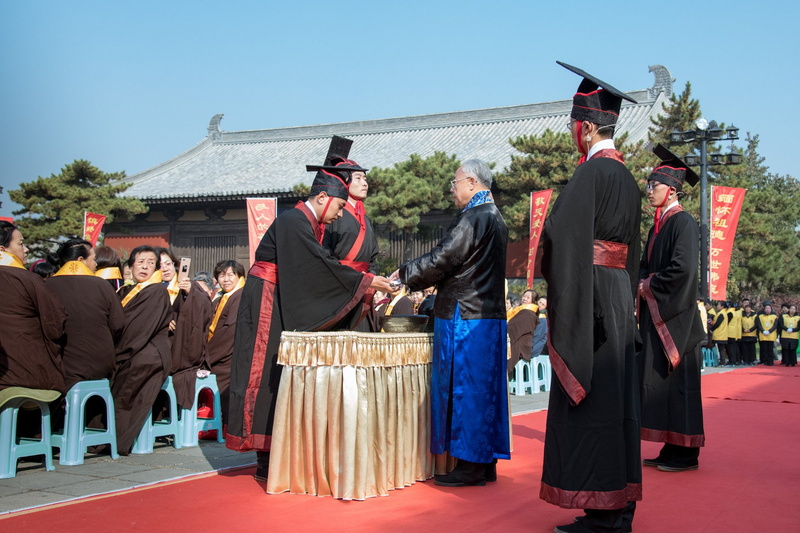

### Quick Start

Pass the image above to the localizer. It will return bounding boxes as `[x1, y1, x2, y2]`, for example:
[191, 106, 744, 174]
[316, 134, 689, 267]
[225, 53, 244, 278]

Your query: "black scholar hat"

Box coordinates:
[557, 60, 638, 126]
[648, 144, 699, 191]
[306, 136, 366, 200]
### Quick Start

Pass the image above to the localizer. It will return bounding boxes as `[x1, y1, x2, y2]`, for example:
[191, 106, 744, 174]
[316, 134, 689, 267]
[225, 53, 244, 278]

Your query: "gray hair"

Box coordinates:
[460, 159, 493, 189]
[193, 270, 214, 288]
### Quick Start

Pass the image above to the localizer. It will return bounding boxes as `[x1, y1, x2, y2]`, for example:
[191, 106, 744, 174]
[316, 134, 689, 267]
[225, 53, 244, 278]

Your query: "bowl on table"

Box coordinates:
[380, 315, 429, 333]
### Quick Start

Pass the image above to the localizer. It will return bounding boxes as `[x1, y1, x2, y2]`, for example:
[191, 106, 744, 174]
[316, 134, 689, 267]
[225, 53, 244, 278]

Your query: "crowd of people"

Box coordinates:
[707, 299, 799, 367]
[0, 220, 248, 455]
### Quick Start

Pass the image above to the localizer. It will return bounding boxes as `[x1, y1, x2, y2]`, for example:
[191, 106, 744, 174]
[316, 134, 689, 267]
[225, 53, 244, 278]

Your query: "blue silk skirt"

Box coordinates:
[431, 306, 510, 463]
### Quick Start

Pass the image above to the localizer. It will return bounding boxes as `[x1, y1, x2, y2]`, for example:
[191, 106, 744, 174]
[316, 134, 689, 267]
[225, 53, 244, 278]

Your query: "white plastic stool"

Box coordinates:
[509, 359, 534, 396]
[532, 355, 552, 392]
[51, 379, 119, 465]
[131, 376, 182, 454]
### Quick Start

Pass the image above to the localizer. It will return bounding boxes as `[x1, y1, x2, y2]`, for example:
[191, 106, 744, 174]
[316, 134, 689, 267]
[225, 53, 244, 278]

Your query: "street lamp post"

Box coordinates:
[670, 119, 742, 300]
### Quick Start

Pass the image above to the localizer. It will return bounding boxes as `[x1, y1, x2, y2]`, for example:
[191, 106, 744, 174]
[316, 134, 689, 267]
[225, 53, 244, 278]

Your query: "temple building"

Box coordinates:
[108, 65, 675, 275]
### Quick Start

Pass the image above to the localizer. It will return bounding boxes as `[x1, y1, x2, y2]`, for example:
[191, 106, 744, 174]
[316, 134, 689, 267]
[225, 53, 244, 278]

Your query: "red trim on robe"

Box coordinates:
[540, 481, 642, 510]
[641, 427, 705, 448]
[593, 239, 628, 269]
[316, 274, 375, 331]
[295, 201, 324, 243]
[546, 336, 587, 406]
[641, 274, 682, 372]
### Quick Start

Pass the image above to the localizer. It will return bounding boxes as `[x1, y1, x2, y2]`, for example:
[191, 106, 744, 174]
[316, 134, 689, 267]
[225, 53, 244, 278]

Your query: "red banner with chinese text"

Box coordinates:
[246, 198, 277, 267]
[527, 190, 553, 288]
[709, 186, 746, 301]
[83, 212, 106, 246]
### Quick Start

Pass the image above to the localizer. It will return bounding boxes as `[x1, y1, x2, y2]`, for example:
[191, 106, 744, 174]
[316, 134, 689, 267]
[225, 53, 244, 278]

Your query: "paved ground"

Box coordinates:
[0, 364, 734, 515]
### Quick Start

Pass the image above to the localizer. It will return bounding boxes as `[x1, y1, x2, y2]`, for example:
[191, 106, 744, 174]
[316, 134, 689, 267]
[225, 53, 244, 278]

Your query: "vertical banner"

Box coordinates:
[246, 198, 277, 266]
[83, 212, 107, 246]
[709, 186, 746, 301]
[527, 189, 553, 288]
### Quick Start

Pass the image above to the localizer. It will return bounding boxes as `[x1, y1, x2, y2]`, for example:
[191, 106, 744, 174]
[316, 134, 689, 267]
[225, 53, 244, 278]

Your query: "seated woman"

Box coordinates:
[113, 245, 172, 455]
[94, 246, 125, 292]
[203, 260, 246, 425]
[48, 239, 125, 390]
[0, 221, 66, 395]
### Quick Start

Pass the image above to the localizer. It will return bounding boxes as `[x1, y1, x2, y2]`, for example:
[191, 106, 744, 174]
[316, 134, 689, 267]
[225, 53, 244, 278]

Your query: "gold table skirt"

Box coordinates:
[267, 331, 454, 500]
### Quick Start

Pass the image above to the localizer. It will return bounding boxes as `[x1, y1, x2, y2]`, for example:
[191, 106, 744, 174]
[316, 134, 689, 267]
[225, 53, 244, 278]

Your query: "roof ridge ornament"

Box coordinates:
[647, 65, 674, 100]
[208, 114, 224, 142]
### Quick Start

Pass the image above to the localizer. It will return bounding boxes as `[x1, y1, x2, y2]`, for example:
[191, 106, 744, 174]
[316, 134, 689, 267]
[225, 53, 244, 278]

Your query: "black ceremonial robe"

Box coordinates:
[170, 282, 213, 409]
[540, 156, 642, 510]
[114, 283, 172, 454]
[226, 203, 373, 452]
[323, 203, 379, 331]
[639, 208, 706, 447]
[47, 274, 124, 389]
[204, 288, 242, 425]
[0, 264, 66, 394]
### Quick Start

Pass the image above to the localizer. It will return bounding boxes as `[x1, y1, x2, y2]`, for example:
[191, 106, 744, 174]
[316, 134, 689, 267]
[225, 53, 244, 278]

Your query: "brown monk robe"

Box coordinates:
[169, 281, 213, 409]
[204, 281, 243, 425]
[114, 264, 172, 455]
[48, 262, 125, 389]
[0, 252, 67, 395]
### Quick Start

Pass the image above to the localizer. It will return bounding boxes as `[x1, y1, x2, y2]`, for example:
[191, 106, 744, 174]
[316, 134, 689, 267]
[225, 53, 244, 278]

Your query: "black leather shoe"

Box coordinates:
[657, 462, 698, 472]
[642, 457, 667, 467]
[572, 515, 632, 533]
[254, 466, 269, 482]
[433, 472, 486, 487]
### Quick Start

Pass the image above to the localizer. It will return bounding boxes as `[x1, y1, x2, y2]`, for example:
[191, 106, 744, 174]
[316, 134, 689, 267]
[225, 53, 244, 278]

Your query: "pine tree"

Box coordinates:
[9, 160, 147, 255]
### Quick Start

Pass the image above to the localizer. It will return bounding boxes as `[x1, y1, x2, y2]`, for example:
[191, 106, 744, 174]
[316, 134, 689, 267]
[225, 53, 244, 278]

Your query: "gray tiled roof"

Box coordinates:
[123, 66, 672, 202]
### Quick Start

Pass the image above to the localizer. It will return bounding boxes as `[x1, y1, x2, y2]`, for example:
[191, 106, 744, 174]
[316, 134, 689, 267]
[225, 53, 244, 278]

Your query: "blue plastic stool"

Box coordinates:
[178, 374, 225, 447]
[51, 379, 119, 465]
[509, 359, 534, 396]
[532, 355, 552, 393]
[131, 376, 182, 454]
[0, 387, 60, 478]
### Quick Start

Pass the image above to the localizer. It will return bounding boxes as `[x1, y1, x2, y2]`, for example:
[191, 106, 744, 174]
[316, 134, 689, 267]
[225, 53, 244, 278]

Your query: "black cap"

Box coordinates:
[557, 61, 637, 126]
[648, 144, 699, 191]
[306, 136, 365, 201]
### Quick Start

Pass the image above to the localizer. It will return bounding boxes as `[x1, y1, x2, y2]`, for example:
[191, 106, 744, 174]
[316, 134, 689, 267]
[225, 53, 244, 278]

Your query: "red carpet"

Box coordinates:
[3, 365, 799, 532]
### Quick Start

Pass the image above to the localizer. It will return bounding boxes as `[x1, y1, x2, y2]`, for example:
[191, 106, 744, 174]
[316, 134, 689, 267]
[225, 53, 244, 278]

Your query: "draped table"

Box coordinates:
[267, 330, 454, 500]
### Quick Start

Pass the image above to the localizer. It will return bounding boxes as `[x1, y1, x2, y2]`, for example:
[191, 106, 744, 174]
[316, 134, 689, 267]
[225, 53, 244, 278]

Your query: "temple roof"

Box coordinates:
[122, 65, 674, 205]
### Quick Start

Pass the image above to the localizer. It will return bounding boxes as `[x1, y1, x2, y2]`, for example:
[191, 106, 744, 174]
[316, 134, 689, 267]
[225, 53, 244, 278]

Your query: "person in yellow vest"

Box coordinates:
[740, 302, 759, 365]
[779, 304, 799, 367]
[710, 301, 730, 365]
[726, 302, 742, 365]
[756, 302, 779, 365]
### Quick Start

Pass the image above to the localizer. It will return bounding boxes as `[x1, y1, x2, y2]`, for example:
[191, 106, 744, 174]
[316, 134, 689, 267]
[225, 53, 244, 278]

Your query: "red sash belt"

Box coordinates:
[341, 260, 370, 273]
[593, 240, 628, 269]
[249, 261, 278, 283]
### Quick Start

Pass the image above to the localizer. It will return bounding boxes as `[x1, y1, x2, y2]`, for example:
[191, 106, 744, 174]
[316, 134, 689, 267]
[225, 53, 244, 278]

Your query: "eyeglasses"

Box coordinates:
[565, 119, 576, 131]
[645, 182, 666, 191]
[450, 176, 472, 187]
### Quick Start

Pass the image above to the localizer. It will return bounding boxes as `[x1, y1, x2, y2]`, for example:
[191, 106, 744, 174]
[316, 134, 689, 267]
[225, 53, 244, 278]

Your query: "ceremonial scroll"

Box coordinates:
[83, 212, 106, 246]
[246, 198, 277, 266]
[709, 186, 746, 301]
[527, 190, 553, 288]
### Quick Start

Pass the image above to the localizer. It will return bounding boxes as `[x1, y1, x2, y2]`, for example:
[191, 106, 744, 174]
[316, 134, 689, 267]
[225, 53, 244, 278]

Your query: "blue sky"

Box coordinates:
[1, 1, 796, 218]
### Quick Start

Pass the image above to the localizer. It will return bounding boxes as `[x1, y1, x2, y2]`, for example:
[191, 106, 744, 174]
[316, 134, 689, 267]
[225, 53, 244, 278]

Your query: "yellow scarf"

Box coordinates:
[95, 267, 122, 280]
[0, 250, 25, 269]
[507, 303, 538, 321]
[208, 276, 245, 341]
[165, 276, 180, 304]
[121, 270, 163, 307]
[54, 260, 95, 277]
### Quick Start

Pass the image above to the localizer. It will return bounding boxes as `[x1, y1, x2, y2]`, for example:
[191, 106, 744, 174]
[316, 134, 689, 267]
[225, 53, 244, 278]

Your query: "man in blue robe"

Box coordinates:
[391, 159, 509, 487]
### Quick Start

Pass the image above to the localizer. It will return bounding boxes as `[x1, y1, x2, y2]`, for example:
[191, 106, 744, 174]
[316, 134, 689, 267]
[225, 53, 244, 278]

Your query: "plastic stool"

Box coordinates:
[509, 359, 534, 396]
[51, 379, 119, 465]
[131, 376, 182, 454]
[179, 374, 225, 447]
[0, 387, 60, 478]
[532, 355, 552, 392]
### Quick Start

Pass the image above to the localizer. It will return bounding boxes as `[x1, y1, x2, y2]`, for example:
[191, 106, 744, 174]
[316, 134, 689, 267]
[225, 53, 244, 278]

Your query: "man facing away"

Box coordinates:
[540, 62, 642, 533]
[638, 145, 707, 473]
[391, 159, 510, 487]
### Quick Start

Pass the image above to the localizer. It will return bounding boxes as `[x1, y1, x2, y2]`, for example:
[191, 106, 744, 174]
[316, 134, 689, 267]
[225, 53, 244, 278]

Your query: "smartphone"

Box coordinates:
[178, 257, 191, 281]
